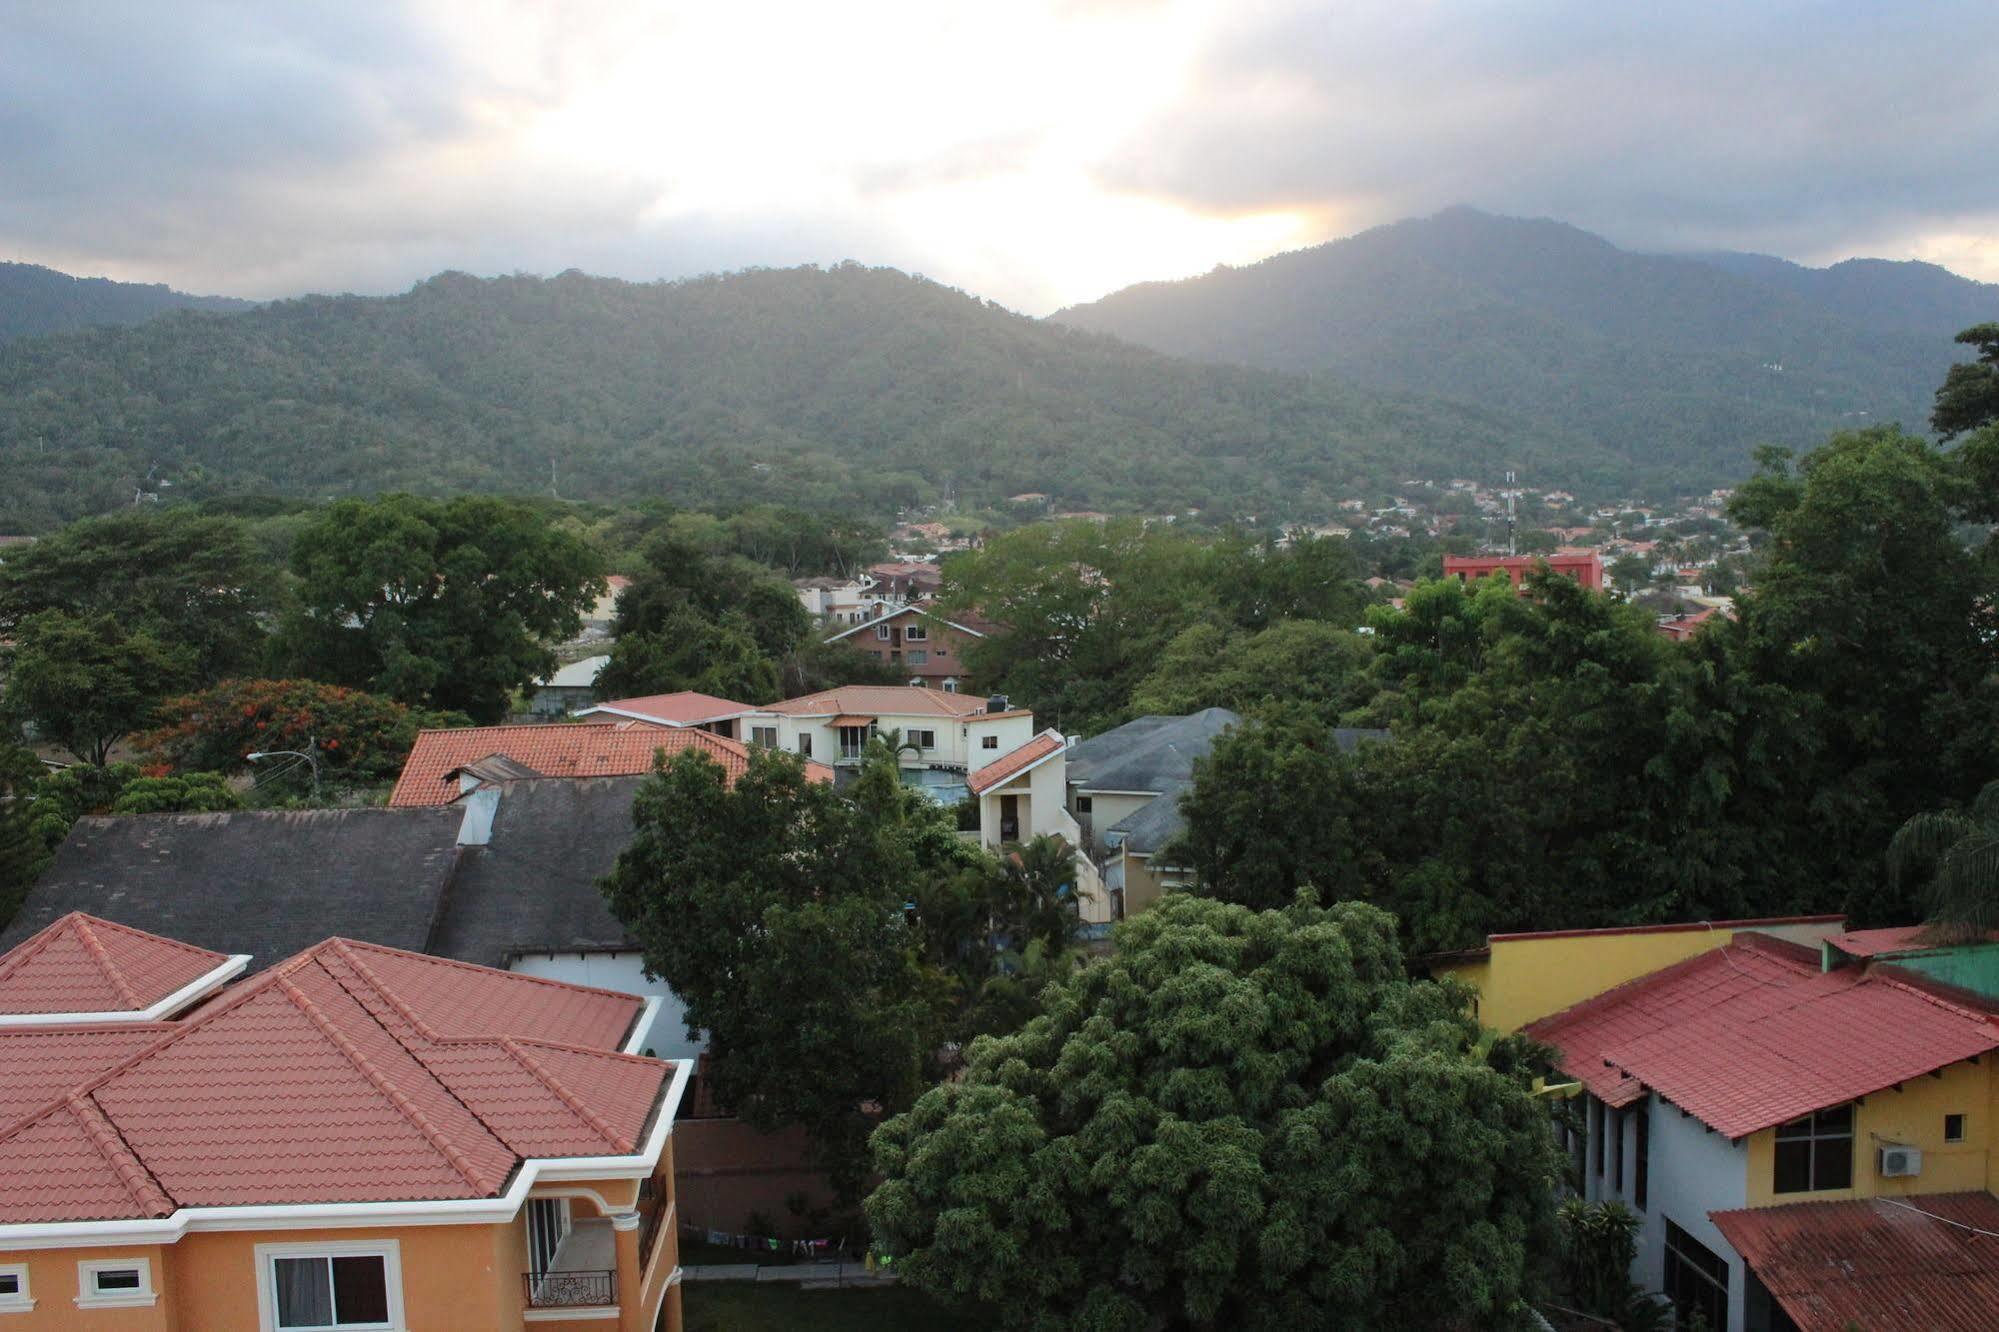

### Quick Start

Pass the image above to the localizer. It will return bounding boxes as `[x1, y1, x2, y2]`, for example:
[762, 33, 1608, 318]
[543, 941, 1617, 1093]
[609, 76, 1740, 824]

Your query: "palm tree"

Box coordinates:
[1887, 781, 1999, 941]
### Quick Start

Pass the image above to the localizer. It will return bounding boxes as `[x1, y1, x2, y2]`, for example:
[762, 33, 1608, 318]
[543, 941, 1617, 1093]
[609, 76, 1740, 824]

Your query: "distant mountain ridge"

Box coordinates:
[1053, 207, 1997, 486]
[0, 262, 1609, 531]
[0, 261, 254, 343]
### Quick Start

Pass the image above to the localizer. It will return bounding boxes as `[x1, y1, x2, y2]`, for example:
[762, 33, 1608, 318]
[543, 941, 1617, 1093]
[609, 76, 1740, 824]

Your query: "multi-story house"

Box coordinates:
[0, 913, 690, 1332]
[1432, 917, 1999, 1331]
[824, 605, 988, 692]
[791, 575, 891, 626]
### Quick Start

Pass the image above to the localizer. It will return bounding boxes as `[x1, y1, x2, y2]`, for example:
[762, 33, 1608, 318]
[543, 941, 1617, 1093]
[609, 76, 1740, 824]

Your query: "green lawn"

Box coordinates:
[681, 1281, 999, 1331]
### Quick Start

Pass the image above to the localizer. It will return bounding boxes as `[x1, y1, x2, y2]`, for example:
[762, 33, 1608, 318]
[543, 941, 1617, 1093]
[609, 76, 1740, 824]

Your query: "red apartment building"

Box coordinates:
[1442, 552, 1606, 591]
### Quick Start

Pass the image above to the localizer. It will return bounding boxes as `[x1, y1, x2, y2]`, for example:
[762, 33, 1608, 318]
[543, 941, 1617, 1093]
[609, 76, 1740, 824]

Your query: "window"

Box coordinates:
[909, 729, 936, 750]
[941, 679, 959, 693]
[907, 650, 928, 665]
[1774, 1104, 1854, 1193]
[1077, 796, 1093, 814]
[981, 735, 999, 750]
[904, 624, 928, 641]
[876, 625, 891, 640]
[256, 1241, 402, 1332]
[1591, 1098, 1605, 1180]
[527, 1197, 571, 1277]
[1634, 1103, 1649, 1211]
[750, 725, 778, 749]
[797, 734, 812, 758]
[75, 1259, 154, 1309]
[1608, 1106, 1623, 1194]
[1663, 1219, 1729, 1332]
[1946, 1114, 1967, 1143]
[0, 1265, 30, 1313]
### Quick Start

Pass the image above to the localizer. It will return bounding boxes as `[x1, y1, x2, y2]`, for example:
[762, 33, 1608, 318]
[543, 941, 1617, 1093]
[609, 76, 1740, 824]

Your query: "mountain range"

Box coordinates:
[0, 261, 253, 344]
[1053, 207, 1997, 487]
[1, 209, 1992, 531]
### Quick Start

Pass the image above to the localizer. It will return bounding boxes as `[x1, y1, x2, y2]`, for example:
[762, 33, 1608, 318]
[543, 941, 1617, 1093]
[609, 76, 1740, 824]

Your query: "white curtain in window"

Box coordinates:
[275, 1257, 334, 1328]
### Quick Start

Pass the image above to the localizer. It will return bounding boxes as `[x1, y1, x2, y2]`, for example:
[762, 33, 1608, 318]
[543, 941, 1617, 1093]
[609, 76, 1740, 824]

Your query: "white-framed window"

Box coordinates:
[0, 1264, 31, 1313]
[750, 725, 778, 749]
[981, 735, 999, 749]
[797, 734, 812, 758]
[908, 729, 936, 750]
[941, 678, 959, 693]
[255, 1240, 403, 1331]
[75, 1258, 154, 1309]
[875, 625, 892, 640]
[907, 650, 929, 665]
[903, 624, 928, 641]
[526, 1197, 572, 1277]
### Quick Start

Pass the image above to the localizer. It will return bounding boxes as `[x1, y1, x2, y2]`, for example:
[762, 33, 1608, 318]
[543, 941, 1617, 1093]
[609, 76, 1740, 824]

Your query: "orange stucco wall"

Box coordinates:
[0, 1245, 175, 1332]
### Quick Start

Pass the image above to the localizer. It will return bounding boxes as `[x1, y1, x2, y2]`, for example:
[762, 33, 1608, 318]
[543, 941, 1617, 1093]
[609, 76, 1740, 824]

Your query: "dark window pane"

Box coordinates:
[95, 1269, 141, 1291]
[0, 1274, 17, 1295]
[1774, 1138, 1812, 1193]
[1815, 1105, 1853, 1133]
[331, 1255, 388, 1323]
[1813, 1138, 1853, 1191]
[275, 1259, 333, 1328]
[1775, 1115, 1811, 1139]
[1946, 1114, 1967, 1142]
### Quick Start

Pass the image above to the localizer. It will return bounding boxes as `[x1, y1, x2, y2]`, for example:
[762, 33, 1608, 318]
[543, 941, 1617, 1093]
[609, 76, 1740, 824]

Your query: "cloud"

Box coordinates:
[0, 0, 1994, 310]
[1098, 1, 1999, 272]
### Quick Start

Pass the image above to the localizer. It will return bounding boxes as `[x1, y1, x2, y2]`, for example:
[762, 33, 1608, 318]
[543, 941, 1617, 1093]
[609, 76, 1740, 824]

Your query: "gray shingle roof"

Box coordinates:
[0, 807, 467, 966]
[1067, 708, 1242, 794]
[427, 777, 643, 968]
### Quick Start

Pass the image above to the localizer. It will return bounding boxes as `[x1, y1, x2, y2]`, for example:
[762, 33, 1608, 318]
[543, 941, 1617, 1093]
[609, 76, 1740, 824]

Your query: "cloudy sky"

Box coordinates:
[4, 0, 1997, 314]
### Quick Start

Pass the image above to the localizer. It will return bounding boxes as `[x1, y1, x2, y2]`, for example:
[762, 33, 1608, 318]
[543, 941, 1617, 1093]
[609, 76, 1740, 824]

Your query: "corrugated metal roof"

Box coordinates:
[1712, 1193, 1999, 1332]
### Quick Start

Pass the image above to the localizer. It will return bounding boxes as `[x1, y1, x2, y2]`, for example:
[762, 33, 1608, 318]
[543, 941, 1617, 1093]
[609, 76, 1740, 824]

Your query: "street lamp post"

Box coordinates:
[245, 737, 321, 798]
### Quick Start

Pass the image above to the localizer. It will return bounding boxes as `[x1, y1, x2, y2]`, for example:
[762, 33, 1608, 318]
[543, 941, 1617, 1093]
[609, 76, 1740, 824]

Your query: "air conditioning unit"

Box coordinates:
[1878, 1145, 1923, 1178]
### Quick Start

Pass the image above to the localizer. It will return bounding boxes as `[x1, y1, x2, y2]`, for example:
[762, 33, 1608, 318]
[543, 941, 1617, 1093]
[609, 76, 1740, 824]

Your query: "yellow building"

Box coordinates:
[0, 914, 688, 1331]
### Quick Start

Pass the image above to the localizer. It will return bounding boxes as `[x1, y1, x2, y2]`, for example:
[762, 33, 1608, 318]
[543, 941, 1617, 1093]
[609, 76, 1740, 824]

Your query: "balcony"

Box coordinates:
[522, 1269, 614, 1308]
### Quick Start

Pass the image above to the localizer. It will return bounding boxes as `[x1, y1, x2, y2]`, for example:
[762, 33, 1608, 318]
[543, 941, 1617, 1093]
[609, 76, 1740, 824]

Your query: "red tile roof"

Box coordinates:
[0, 913, 232, 1016]
[1827, 926, 1998, 958]
[0, 937, 671, 1223]
[388, 723, 758, 806]
[764, 685, 992, 718]
[583, 691, 755, 724]
[1711, 1193, 1999, 1332]
[1528, 934, 1999, 1137]
[969, 731, 1066, 795]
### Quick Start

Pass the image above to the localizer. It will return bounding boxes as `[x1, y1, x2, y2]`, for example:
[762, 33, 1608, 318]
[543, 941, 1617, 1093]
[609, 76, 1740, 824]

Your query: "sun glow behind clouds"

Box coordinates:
[434, 0, 1325, 309]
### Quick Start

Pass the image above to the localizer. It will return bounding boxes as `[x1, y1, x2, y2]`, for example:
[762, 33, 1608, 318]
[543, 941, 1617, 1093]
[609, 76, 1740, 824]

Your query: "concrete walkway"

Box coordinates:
[680, 1261, 897, 1288]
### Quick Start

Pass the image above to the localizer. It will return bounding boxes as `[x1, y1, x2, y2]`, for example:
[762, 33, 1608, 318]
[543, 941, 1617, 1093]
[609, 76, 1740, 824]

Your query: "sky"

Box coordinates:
[3, 0, 1997, 315]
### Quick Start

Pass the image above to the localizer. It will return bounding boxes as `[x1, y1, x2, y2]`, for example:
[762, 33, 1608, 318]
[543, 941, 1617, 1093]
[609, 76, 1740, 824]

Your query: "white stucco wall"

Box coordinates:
[1640, 1096, 1749, 1330]
[506, 950, 707, 1063]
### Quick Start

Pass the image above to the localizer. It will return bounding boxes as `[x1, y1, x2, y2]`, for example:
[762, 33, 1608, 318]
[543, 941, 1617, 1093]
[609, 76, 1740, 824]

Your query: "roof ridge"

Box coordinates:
[67, 1093, 174, 1218]
[500, 1037, 632, 1152]
[328, 939, 444, 1043]
[326, 936, 655, 1013]
[278, 969, 493, 1195]
[71, 916, 145, 1010]
[1869, 963, 1999, 1026]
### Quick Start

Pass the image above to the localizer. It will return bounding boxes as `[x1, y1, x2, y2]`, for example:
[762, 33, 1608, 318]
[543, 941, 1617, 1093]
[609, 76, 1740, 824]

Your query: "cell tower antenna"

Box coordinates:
[1505, 470, 1517, 556]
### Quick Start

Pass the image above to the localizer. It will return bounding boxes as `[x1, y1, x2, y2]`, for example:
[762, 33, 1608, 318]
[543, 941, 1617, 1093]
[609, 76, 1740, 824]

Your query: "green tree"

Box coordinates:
[1723, 428, 1999, 925]
[867, 895, 1562, 1331]
[1885, 781, 1999, 940]
[594, 609, 783, 704]
[2, 611, 196, 765]
[108, 773, 242, 815]
[0, 508, 273, 682]
[601, 747, 936, 1192]
[22, 762, 144, 851]
[1129, 620, 1373, 719]
[1933, 322, 1999, 439]
[279, 495, 605, 723]
[0, 742, 49, 927]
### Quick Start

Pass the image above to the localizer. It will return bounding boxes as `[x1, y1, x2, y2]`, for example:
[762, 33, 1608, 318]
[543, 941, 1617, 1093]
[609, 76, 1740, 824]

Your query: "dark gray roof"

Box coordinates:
[1, 807, 467, 966]
[1099, 725, 1391, 858]
[427, 777, 643, 968]
[1067, 708, 1242, 794]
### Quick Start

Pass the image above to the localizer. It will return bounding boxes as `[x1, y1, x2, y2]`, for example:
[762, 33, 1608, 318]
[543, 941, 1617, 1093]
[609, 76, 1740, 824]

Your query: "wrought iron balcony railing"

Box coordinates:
[523, 1269, 616, 1308]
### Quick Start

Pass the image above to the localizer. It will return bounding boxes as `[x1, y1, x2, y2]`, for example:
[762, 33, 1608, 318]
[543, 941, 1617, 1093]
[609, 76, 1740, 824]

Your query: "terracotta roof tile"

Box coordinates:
[1825, 926, 1999, 958]
[969, 731, 1066, 795]
[1711, 1193, 1999, 1332]
[0, 1025, 173, 1125]
[0, 913, 231, 1015]
[0, 936, 674, 1223]
[584, 692, 755, 724]
[389, 723, 757, 807]
[1527, 935, 1999, 1136]
[763, 685, 993, 719]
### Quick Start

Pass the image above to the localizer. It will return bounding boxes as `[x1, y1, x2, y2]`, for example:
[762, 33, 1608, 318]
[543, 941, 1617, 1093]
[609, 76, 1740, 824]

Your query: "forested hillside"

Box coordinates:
[1054, 207, 1998, 487]
[0, 263, 1606, 531]
[0, 261, 252, 343]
